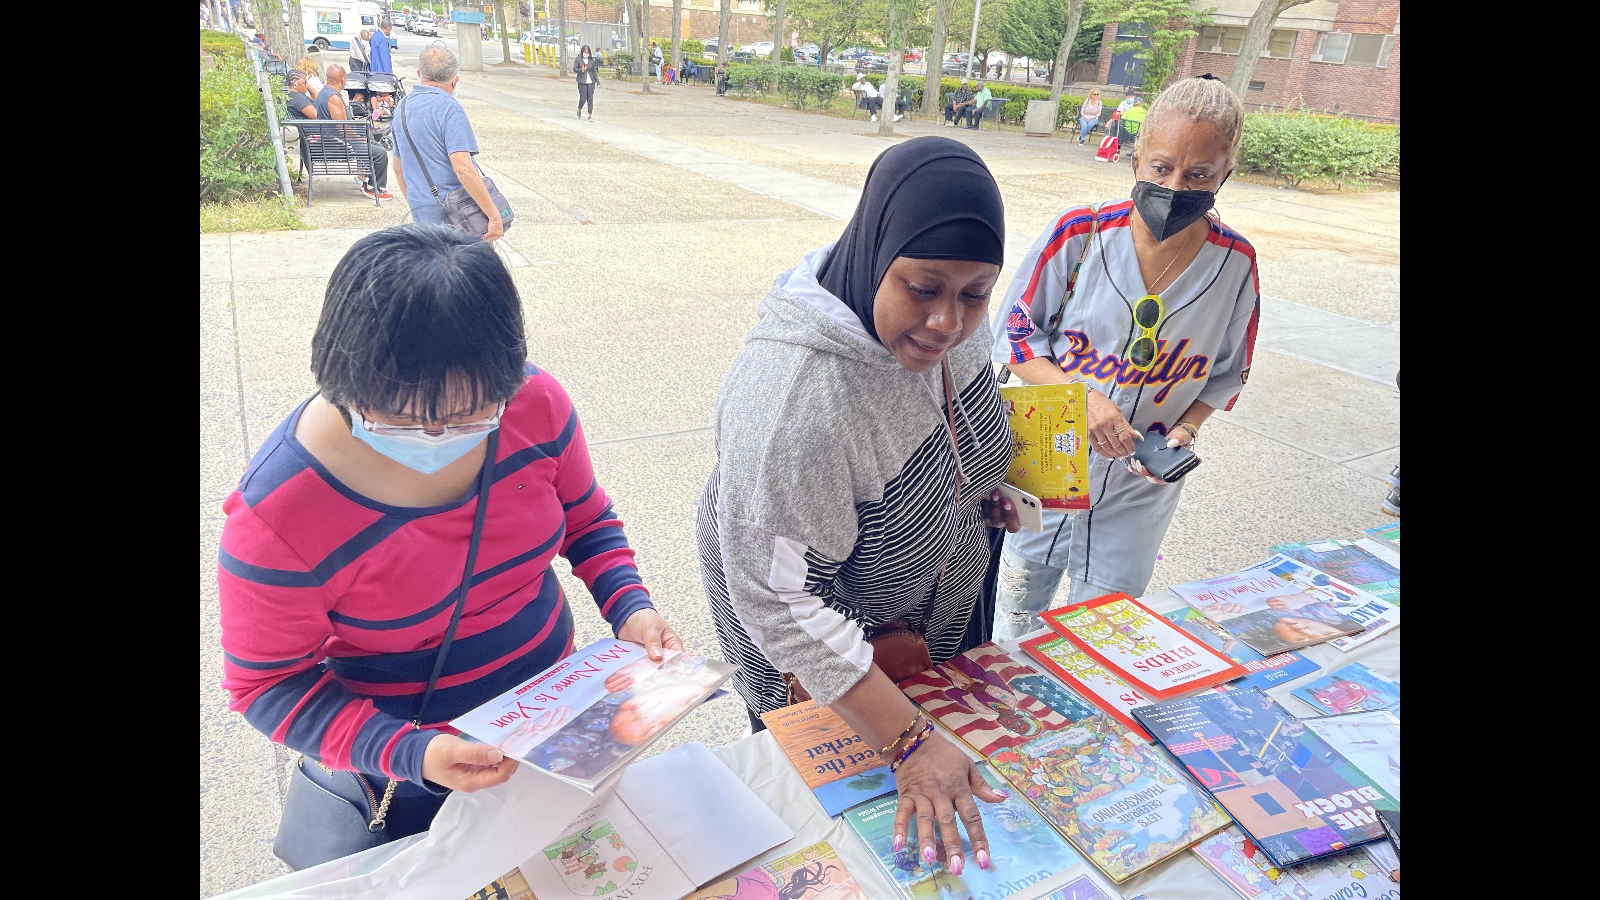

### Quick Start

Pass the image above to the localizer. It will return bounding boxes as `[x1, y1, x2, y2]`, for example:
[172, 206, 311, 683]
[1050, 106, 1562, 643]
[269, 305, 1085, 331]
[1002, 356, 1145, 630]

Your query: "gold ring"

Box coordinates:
[1113, 426, 1127, 435]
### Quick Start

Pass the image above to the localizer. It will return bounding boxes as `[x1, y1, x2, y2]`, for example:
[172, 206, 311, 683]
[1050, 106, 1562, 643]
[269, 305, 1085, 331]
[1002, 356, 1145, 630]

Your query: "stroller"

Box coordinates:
[1095, 110, 1138, 163]
[363, 73, 406, 150]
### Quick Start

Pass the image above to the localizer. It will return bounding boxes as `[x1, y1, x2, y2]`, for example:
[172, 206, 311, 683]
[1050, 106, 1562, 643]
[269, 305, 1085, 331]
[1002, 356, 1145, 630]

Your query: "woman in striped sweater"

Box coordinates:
[217, 225, 681, 862]
[698, 138, 1021, 876]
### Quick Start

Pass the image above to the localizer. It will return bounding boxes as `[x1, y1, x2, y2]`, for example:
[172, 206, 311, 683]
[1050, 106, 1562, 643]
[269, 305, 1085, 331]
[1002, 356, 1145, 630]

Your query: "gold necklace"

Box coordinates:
[1143, 228, 1202, 297]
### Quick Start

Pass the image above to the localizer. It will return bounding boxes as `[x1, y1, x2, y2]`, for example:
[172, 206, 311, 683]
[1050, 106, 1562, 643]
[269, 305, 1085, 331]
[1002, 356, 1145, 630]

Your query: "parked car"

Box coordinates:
[703, 37, 721, 56]
[861, 55, 889, 73]
[739, 41, 775, 57]
[389, 12, 406, 27]
[412, 18, 437, 36]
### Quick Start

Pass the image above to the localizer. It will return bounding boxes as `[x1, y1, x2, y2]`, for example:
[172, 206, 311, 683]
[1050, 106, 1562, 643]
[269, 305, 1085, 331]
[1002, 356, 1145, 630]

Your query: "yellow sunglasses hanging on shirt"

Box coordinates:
[1127, 293, 1164, 371]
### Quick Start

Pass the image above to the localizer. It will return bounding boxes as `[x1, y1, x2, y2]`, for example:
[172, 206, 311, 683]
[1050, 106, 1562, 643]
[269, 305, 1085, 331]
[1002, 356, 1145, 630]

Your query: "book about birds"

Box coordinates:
[759, 700, 897, 817]
[999, 383, 1091, 510]
[1042, 593, 1249, 699]
[1158, 606, 1320, 693]
[1132, 689, 1398, 869]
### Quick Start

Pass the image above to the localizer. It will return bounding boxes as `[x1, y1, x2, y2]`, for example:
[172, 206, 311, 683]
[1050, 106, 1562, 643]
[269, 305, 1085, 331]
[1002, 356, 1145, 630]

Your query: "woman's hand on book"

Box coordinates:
[421, 733, 519, 793]
[891, 732, 1009, 876]
[618, 608, 685, 661]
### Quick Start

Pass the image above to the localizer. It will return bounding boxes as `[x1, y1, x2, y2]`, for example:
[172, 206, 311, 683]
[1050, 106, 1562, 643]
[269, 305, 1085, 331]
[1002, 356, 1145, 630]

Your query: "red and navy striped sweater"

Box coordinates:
[217, 366, 652, 785]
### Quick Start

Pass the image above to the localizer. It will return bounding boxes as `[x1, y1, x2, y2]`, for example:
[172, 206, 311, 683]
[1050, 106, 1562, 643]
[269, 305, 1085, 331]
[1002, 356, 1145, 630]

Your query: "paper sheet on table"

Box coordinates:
[211, 763, 594, 900]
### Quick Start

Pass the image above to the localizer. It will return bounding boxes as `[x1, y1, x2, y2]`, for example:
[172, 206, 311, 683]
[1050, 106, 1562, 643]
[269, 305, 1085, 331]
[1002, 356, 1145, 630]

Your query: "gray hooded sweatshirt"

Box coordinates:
[697, 245, 1010, 714]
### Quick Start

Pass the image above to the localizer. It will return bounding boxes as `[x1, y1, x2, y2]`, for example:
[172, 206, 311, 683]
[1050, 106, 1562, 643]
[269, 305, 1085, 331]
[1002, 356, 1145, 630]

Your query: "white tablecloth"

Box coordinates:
[712, 588, 1400, 900]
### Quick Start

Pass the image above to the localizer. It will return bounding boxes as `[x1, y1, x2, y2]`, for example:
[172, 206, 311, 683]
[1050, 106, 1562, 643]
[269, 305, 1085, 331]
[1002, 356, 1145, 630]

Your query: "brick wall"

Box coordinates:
[550, 1, 770, 44]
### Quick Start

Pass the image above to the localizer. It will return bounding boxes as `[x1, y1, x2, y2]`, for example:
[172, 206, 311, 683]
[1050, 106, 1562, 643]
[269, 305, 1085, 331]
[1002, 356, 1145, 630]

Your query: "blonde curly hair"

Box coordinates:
[293, 57, 321, 78]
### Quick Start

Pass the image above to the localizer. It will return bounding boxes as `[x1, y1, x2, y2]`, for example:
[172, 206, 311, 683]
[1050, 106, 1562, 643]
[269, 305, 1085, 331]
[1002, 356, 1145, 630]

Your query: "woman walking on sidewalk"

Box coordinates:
[575, 44, 598, 120]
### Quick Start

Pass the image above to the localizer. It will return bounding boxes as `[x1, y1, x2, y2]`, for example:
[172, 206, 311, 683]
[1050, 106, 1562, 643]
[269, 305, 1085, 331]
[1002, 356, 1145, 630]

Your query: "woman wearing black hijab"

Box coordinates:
[698, 137, 1020, 873]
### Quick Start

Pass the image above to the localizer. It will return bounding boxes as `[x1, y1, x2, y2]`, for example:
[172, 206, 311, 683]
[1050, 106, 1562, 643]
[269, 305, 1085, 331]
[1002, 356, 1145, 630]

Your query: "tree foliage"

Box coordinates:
[1090, 0, 1212, 94]
[768, 0, 887, 65]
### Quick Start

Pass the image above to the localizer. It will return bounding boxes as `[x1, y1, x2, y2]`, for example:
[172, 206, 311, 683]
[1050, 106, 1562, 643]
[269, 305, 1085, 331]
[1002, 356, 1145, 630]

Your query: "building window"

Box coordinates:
[1312, 32, 1393, 67]
[1248, 80, 1265, 91]
[1197, 26, 1295, 58]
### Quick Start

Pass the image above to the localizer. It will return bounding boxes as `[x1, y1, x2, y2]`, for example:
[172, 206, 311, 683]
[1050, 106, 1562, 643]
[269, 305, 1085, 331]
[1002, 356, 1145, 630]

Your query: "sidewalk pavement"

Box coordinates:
[201, 56, 1399, 898]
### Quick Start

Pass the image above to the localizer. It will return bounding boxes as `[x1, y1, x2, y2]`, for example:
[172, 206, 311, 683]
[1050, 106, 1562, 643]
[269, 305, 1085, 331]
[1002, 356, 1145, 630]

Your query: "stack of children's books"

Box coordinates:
[750, 524, 1401, 899]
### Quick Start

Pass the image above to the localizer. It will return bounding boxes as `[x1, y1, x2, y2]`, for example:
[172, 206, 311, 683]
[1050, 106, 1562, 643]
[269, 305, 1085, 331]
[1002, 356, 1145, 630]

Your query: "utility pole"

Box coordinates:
[964, 0, 982, 79]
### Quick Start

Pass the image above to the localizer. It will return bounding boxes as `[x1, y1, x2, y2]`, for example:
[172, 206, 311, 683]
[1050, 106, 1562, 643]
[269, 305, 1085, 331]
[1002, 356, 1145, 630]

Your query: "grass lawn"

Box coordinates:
[200, 199, 308, 233]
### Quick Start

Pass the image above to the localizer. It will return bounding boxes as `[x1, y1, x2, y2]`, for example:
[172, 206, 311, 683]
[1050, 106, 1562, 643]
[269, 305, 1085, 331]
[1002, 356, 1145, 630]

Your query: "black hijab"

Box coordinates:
[816, 136, 1005, 344]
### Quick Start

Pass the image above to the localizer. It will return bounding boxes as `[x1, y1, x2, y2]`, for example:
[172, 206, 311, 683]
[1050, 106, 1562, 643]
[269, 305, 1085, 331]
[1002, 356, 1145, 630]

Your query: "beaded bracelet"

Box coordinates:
[889, 721, 935, 773]
[879, 713, 926, 758]
[1174, 420, 1202, 446]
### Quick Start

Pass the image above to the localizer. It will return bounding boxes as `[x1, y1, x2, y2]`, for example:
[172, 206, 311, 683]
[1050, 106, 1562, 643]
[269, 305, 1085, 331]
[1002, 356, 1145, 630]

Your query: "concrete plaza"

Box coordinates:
[199, 46, 1399, 898]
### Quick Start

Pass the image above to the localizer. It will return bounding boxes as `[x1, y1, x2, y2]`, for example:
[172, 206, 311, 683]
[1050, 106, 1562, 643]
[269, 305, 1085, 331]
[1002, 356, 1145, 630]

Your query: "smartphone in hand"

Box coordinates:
[996, 483, 1045, 532]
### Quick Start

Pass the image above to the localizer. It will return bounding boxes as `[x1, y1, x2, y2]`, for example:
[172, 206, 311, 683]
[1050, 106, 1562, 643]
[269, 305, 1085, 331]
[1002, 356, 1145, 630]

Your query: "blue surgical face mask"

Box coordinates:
[350, 414, 493, 474]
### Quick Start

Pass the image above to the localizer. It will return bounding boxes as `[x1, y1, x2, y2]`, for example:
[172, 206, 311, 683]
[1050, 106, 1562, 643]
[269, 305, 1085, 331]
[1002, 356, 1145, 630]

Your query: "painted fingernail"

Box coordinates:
[977, 850, 991, 870]
[893, 833, 905, 852]
[923, 846, 937, 863]
[949, 855, 964, 876]
[1002, 499, 1013, 510]
[995, 789, 1010, 799]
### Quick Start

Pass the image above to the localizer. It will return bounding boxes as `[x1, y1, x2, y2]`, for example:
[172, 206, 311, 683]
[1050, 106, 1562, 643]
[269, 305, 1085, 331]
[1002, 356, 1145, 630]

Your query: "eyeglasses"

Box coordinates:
[359, 403, 504, 442]
[1127, 294, 1164, 371]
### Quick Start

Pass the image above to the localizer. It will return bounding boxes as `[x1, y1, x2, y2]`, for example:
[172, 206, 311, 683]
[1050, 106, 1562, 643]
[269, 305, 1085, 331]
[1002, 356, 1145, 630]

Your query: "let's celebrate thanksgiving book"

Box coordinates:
[451, 639, 734, 792]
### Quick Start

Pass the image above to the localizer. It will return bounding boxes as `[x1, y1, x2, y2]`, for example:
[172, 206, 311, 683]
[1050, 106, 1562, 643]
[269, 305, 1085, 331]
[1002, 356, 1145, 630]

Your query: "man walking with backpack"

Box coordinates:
[390, 46, 504, 242]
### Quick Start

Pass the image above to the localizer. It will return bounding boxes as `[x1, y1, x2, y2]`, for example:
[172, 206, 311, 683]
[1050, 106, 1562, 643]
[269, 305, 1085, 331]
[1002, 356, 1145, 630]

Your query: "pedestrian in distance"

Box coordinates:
[391, 45, 505, 242]
[1078, 88, 1103, 145]
[349, 28, 373, 73]
[217, 223, 685, 869]
[651, 41, 664, 83]
[575, 45, 598, 120]
[988, 76, 1261, 640]
[316, 64, 393, 200]
[698, 136, 1022, 879]
[371, 19, 395, 74]
[715, 59, 729, 96]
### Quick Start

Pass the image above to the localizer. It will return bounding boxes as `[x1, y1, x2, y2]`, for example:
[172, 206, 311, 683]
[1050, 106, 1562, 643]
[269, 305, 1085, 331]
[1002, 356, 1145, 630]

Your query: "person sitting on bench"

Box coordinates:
[965, 81, 992, 129]
[944, 80, 974, 126]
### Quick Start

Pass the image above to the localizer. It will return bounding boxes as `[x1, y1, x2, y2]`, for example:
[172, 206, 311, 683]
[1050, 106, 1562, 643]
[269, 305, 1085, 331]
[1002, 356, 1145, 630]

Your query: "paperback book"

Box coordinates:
[899, 645, 1081, 756]
[1159, 606, 1320, 693]
[466, 741, 793, 900]
[842, 762, 1107, 900]
[451, 640, 735, 791]
[1292, 662, 1400, 719]
[1132, 689, 1398, 869]
[1363, 523, 1399, 552]
[999, 383, 1091, 510]
[1042, 593, 1249, 699]
[1256, 555, 1399, 652]
[986, 711, 1232, 882]
[760, 700, 897, 816]
[1191, 827, 1400, 900]
[1017, 633, 1154, 741]
[1170, 561, 1365, 656]
[1268, 540, 1400, 605]
[1302, 711, 1400, 800]
[682, 841, 867, 900]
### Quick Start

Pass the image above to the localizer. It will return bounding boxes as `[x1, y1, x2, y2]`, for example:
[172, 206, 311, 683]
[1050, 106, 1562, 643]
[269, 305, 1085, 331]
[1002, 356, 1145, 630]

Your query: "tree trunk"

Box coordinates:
[1227, 0, 1310, 99]
[493, 1, 514, 66]
[878, 1, 903, 136]
[557, 0, 569, 70]
[260, 0, 290, 58]
[921, 0, 953, 118]
[1047, 0, 1084, 121]
[286, 1, 305, 59]
[718, 0, 730, 62]
[770, 0, 786, 62]
[630, 0, 643, 92]
[671, 0, 682, 69]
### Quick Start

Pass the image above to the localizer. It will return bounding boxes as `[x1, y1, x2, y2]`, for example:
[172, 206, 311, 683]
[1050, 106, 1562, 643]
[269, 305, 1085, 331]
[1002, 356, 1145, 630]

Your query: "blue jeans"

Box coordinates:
[1079, 118, 1098, 142]
[992, 542, 1108, 641]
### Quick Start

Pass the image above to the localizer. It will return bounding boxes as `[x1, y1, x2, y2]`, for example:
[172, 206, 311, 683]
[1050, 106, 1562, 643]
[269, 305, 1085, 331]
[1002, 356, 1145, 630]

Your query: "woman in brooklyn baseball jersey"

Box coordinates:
[990, 75, 1261, 640]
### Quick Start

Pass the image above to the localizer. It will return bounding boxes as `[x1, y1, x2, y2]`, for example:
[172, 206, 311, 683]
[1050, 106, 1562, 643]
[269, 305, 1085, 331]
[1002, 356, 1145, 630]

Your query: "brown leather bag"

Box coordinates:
[783, 360, 964, 706]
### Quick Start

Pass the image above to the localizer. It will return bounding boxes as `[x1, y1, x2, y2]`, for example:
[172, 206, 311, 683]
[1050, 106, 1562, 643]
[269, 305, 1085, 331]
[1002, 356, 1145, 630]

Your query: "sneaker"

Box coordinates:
[577, 110, 582, 118]
[871, 113, 877, 122]
[362, 184, 394, 200]
[894, 113, 903, 122]
[587, 114, 593, 120]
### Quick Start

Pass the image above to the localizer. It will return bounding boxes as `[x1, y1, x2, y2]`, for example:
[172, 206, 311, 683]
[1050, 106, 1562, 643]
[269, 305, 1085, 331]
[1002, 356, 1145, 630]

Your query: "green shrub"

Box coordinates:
[200, 59, 287, 203]
[780, 46, 794, 62]
[774, 67, 847, 110]
[200, 29, 248, 62]
[1238, 111, 1400, 188]
[682, 39, 705, 55]
[726, 63, 778, 98]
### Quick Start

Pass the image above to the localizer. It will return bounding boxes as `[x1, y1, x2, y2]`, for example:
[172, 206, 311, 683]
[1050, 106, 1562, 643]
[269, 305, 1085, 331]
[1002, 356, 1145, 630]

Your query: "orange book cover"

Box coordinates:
[759, 701, 896, 816]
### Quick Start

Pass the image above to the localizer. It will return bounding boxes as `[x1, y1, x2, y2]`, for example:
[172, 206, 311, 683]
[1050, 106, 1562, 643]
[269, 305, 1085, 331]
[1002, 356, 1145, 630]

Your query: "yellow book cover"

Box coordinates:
[999, 383, 1090, 510]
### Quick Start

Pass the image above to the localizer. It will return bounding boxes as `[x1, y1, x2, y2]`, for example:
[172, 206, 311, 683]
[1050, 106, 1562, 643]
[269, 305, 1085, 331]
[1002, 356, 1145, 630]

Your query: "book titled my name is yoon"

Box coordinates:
[451, 639, 734, 792]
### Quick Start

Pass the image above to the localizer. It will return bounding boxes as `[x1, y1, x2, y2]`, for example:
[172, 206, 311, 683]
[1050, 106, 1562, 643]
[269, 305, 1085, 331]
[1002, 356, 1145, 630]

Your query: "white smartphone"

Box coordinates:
[995, 483, 1045, 532]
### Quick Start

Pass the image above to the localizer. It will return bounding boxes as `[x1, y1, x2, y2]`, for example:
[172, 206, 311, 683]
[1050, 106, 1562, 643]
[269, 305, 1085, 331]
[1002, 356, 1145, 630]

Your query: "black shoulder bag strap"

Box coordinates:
[415, 428, 499, 728]
[397, 95, 448, 208]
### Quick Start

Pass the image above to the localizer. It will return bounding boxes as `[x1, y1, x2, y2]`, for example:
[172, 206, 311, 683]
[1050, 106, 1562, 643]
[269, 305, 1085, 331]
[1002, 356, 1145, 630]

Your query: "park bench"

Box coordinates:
[979, 97, 1007, 130]
[287, 119, 381, 207]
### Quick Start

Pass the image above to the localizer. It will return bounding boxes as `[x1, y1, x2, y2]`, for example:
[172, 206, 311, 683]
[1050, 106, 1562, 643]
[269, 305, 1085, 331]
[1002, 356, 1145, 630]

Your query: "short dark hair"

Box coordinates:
[311, 225, 527, 422]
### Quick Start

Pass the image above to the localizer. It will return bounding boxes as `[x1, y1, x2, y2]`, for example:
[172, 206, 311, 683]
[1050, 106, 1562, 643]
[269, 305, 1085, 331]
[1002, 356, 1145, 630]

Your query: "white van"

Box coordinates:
[304, 2, 395, 53]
